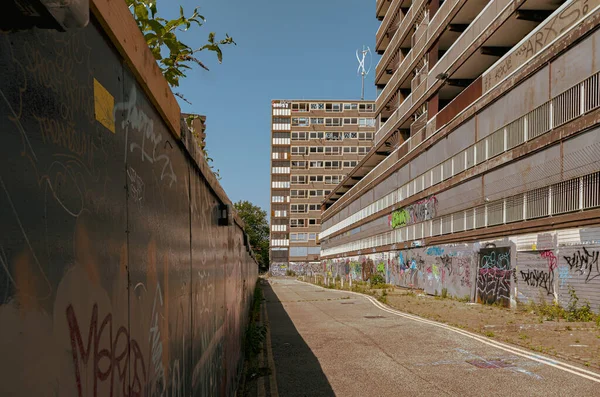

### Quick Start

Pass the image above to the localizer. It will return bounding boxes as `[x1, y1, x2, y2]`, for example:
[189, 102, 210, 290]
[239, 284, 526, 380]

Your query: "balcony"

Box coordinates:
[376, 0, 427, 82]
[376, 0, 403, 52]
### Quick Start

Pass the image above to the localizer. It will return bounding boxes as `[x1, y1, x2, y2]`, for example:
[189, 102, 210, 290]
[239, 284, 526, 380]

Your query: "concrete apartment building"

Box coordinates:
[317, 0, 600, 310]
[270, 100, 376, 274]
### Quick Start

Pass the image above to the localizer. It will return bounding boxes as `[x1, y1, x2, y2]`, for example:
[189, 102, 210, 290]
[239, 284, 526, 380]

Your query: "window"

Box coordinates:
[309, 233, 317, 240]
[309, 190, 323, 197]
[291, 146, 307, 155]
[292, 103, 308, 112]
[309, 146, 324, 153]
[344, 132, 358, 139]
[359, 118, 376, 127]
[290, 233, 308, 242]
[308, 219, 321, 225]
[343, 147, 358, 154]
[291, 161, 307, 169]
[273, 117, 290, 123]
[359, 103, 374, 112]
[343, 161, 358, 168]
[324, 161, 341, 169]
[291, 204, 306, 213]
[309, 131, 324, 139]
[344, 103, 358, 110]
[272, 195, 285, 203]
[309, 175, 324, 183]
[325, 175, 341, 184]
[325, 146, 341, 155]
[310, 118, 324, 125]
[325, 118, 342, 126]
[290, 219, 306, 228]
[358, 132, 373, 140]
[324, 190, 331, 196]
[325, 103, 342, 112]
[291, 131, 307, 140]
[310, 103, 324, 110]
[291, 175, 307, 184]
[343, 118, 358, 125]
[271, 181, 290, 188]
[358, 146, 370, 155]
[291, 189, 306, 198]
[309, 161, 323, 168]
[309, 204, 320, 211]
[325, 132, 342, 140]
[274, 210, 287, 217]
[292, 117, 309, 127]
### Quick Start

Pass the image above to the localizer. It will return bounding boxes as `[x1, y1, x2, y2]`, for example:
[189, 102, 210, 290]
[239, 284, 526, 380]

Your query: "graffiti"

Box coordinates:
[483, 0, 594, 91]
[389, 196, 438, 229]
[558, 265, 572, 288]
[115, 87, 177, 187]
[376, 262, 385, 274]
[563, 247, 600, 283]
[66, 303, 147, 397]
[520, 269, 554, 295]
[540, 250, 557, 271]
[127, 166, 145, 206]
[149, 284, 166, 396]
[426, 246, 444, 256]
[477, 247, 511, 306]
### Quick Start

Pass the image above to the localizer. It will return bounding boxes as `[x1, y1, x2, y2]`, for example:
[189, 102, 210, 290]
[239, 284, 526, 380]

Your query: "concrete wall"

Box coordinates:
[0, 16, 257, 397]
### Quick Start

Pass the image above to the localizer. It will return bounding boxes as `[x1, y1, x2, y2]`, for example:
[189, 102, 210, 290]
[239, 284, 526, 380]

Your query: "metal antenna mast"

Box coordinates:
[356, 46, 372, 100]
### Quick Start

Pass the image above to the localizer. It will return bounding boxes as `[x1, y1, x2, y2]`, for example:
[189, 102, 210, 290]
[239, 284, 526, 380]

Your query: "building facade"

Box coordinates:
[270, 100, 376, 275]
[317, 0, 600, 310]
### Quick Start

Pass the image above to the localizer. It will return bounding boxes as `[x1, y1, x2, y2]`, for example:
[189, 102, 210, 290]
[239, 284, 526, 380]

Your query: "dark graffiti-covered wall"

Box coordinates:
[0, 17, 257, 397]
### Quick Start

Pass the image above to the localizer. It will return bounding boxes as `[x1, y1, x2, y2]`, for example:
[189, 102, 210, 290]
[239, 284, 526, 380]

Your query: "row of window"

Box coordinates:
[290, 233, 318, 241]
[291, 189, 332, 198]
[290, 218, 321, 227]
[291, 117, 376, 127]
[291, 103, 374, 112]
[291, 131, 373, 141]
[291, 204, 321, 213]
[291, 175, 344, 184]
[291, 160, 358, 169]
[291, 146, 370, 155]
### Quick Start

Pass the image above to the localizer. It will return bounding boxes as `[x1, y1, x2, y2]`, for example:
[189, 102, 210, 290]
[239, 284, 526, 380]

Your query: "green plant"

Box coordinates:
[127, 0, 235, 88]
[286, 269, 297, 277]
[369, 273, 385, 287]
[484, 330, 495, 337]
[519, 332, 528, 340]
[441, 288, 448, 299]
[566, 286, 595, 322]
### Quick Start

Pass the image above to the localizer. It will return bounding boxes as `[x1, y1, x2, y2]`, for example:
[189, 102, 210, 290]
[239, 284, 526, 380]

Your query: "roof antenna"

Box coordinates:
[356, 46, 372, 100]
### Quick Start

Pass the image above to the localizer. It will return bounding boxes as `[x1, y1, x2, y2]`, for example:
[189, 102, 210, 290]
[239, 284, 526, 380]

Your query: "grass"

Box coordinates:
[484, 331, 496, 338]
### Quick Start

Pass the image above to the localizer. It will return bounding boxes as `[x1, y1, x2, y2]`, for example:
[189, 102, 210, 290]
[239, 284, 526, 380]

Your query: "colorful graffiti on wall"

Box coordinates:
[388, 196, 438, 229]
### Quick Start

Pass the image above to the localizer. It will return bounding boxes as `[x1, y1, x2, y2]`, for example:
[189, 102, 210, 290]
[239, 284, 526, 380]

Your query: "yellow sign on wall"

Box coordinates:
[93, 78, 115, 133]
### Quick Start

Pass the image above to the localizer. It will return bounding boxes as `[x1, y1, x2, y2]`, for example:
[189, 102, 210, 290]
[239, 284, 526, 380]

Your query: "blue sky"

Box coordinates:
[164, 0, 380, 213]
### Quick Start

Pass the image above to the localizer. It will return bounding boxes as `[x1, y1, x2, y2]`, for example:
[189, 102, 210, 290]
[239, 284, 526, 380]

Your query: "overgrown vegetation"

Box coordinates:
[239, 284, 268, 393]
[234, 201, 270, 271]
[127, 0, 235, 88]
[286, 270, 297, 277]
[523, 286, 597, 323]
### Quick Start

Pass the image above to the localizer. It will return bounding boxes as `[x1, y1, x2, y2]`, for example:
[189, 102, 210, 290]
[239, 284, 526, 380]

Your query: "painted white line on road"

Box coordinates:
[292, 279, 600, 384]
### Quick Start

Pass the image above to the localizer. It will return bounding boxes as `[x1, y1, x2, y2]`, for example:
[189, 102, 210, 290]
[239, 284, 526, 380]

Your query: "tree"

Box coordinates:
[234, 201, 270, 271]
[127, 0, 236, 88]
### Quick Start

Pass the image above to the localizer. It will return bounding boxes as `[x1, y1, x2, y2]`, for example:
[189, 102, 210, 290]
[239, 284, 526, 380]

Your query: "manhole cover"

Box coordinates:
[466, 359, 513, 369]
[364, 315, 385, 319]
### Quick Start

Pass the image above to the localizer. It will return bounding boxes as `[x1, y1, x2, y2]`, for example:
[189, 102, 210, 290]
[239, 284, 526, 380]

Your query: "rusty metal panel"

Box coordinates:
[477, 66, 549, 140]
[482, 144, 561, 201]
[562, 126, 600, 180]
[437, 77, 482, 127]
[550, 28, 600, 97]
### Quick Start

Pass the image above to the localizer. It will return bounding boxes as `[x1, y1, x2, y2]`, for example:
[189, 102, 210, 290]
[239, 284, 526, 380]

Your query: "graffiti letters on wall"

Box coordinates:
[389, 196, 438, 229]
[476, 247, 512, 307]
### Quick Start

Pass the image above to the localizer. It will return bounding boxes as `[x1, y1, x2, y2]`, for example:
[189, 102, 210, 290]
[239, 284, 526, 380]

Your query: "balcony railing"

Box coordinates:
[376, 0, 403, 50]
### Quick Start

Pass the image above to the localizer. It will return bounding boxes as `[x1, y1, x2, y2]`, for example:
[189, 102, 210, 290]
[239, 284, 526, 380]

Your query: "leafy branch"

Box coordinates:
[127, 0, 236, 87]
[185, 114, 221, 180]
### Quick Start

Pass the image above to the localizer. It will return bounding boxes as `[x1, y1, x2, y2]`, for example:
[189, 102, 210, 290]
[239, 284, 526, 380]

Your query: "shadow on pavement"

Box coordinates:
[262, 280, 335, 397]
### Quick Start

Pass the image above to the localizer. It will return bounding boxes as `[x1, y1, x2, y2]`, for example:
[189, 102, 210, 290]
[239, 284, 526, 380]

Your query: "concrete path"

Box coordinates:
[261, 277, 600, 397]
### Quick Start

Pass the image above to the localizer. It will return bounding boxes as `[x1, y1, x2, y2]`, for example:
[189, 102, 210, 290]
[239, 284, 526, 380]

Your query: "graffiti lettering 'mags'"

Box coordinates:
[66, 303, 147, 397]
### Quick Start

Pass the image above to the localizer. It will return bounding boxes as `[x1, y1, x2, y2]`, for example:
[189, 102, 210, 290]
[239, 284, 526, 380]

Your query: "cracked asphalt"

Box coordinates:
[263, 278, 600, 397]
